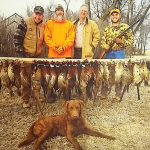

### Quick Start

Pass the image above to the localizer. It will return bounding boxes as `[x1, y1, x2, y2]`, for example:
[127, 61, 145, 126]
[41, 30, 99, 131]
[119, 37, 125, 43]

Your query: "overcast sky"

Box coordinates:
[0, 0, 84, 17]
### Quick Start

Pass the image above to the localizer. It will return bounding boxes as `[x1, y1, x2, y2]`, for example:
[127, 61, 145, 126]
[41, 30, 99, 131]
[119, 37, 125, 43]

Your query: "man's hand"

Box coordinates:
[56, 46, 64, 54]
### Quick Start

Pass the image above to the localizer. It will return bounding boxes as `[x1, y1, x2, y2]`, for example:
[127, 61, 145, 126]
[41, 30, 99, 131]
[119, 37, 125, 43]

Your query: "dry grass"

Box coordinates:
[1, 85, 150, 150]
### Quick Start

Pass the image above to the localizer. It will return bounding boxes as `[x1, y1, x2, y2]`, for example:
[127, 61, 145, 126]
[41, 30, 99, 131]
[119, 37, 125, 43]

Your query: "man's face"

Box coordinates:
[79, 6, 88, 19]
[33, 12, 44, 24]
[55, 9, 64, 17]
[55, 9, 64, 21]
[110, 12, 121, 23]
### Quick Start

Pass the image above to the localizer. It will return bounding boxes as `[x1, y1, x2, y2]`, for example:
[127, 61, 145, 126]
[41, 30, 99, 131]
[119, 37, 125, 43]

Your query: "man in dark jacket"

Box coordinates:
[14, 6, 45, 108]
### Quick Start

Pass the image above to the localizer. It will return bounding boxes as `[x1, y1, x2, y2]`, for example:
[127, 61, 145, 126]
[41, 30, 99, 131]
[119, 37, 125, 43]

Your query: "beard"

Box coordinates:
[54, 14, 64, 22]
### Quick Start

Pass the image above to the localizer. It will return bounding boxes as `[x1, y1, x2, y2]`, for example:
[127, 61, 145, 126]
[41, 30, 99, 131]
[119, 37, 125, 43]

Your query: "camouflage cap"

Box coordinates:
[110, 9, 120, 15]
[55, 4, 64, 12]
[34, 6, 44, 14]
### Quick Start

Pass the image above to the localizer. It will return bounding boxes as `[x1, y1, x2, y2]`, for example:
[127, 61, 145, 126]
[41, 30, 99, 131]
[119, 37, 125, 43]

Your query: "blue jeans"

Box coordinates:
[105, 50, 125, 59]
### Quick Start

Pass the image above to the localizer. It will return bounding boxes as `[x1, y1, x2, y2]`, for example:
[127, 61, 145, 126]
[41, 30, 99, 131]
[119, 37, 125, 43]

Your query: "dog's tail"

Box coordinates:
[18, 123, 36, 148]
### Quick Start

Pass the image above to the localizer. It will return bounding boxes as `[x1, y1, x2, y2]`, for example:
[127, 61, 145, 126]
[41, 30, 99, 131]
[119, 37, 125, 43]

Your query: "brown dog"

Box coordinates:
[18, 100, 115, 150]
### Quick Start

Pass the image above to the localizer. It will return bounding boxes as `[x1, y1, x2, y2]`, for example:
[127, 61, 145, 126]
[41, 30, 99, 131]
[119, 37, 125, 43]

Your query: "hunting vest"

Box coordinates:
[23, 17, 45, 57]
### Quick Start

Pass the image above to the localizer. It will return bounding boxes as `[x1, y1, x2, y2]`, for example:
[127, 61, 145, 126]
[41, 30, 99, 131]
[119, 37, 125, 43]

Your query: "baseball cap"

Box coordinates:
[34, 6, 44, 14]
[55, 4, 64, 12]
[110, 9, 120, 15]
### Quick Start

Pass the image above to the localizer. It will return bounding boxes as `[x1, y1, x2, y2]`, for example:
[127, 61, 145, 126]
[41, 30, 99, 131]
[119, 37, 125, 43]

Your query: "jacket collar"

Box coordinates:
[74, 17, 88, 25]
[29, 17, 43, 25]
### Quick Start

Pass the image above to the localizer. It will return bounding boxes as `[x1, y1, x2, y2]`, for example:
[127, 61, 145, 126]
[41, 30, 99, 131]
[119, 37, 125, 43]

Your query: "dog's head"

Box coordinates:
[65, 100, 84, 120]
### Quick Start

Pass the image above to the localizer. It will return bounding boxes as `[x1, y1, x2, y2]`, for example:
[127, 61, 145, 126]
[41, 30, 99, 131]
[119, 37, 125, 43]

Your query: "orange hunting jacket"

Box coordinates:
[44, 20, 75, 58]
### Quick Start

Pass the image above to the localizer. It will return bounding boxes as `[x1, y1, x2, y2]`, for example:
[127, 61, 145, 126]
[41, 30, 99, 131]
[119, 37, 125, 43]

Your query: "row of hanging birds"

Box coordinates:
[0, 59, 149, 102]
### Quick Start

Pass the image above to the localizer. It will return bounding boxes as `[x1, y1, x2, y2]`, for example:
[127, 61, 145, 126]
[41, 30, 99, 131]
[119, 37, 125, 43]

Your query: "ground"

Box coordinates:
[1, 84, 150, 150]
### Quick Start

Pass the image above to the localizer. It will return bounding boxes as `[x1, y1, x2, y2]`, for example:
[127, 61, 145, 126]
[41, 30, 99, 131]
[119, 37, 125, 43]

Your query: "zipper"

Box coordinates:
[34, 24, 38, 57]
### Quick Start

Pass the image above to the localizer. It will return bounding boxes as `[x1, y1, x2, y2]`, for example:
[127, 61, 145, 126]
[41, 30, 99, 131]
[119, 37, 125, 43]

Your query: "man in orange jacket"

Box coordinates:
[44, 4, 75, 58]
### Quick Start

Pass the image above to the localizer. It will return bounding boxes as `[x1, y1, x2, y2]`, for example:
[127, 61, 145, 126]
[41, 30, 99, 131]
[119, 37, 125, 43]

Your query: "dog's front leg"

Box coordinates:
[83, 127, 115, 140]
[66, 133, 83, 150]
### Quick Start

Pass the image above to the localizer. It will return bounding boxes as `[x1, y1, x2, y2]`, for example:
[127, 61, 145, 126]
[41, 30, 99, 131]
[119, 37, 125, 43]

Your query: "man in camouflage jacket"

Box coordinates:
[99, 8, 134, 101]
[100, 8, 134, 59]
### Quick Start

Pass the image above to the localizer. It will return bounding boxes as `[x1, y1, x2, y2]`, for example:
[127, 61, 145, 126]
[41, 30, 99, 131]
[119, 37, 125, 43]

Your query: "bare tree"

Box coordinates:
[85, 0, 91, 18]
[127, 0, 134, 24]
[133, 3, 150, 33]
[137, 23, 150, 54]
[26, 6, 32, 17]
[45, 3, 54, 21]
[112, 0, 122, 9]
[91, 0, 112, 20]
[62, 0, 73, 19]
[63, 0, 70, 13]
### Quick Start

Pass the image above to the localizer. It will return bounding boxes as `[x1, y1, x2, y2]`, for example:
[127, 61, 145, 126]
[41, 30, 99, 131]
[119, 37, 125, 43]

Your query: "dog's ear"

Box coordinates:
[78, 100, 84, 116]
[64, 101, 69, 114]
[78, 100, 84, 115]
[78, 100, 84, 108]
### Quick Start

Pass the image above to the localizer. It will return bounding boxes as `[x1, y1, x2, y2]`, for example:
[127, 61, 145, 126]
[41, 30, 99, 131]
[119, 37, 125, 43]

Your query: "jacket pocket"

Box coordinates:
[85, 45, 93, 57]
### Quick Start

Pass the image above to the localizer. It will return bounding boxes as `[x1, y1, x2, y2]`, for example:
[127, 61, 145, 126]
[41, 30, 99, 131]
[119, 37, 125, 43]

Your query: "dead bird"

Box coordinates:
[32, 65, 42, 88]
[31, 65, 42, 100]
[0, 61, 3, 91]
[20, 62, 30, 88]
[115, 61, 124, 84]
[79, 64, 93, 100]
[0, 61, 3, 73]
[93, 62, 103, 100]
[31, 65, 44, 115]
[101, 62, 113, 96]
[140, 60, 149, 84]
[7, 61, 15, 85]
[58, 72, 68, 99]
[108, 61, 115, 91]
[102, 62, 110, 87]
[122, 60, 133, 90]
[0, 61, 13, 96]
[44, 64, 57, 103]
[13, 61, 21, 96]
[46, 66, 57, 92]
[133, 62, 142, 86]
